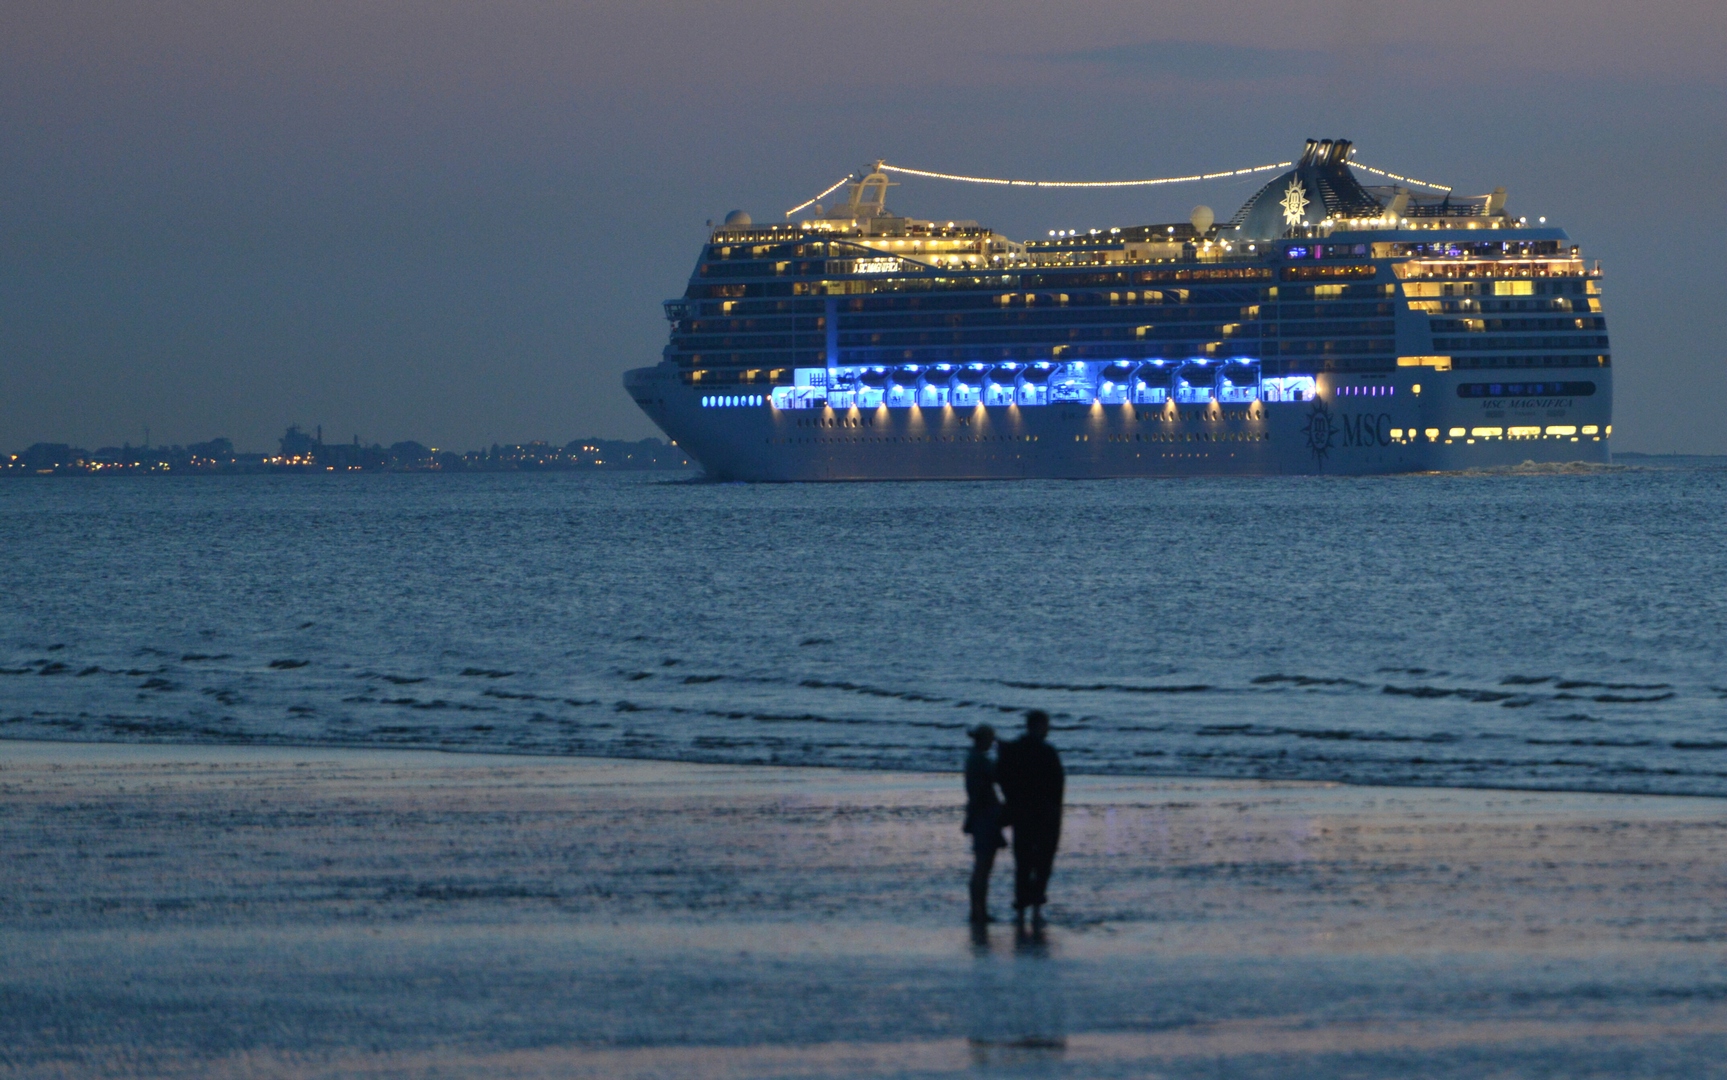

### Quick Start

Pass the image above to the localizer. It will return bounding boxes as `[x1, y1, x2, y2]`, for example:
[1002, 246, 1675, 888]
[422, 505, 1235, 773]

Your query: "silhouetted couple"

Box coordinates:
[963, 710, 1064, 929]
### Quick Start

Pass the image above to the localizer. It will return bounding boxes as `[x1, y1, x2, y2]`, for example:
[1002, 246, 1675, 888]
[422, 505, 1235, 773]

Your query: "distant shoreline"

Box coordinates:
[11, 448, 1721, 477]
[3, 432, 694, 476]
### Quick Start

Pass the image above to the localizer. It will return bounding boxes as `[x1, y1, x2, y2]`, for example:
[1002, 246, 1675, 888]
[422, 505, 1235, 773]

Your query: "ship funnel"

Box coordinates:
[1299, 139, 1353, 167]
[1225, 138, 1380, 239]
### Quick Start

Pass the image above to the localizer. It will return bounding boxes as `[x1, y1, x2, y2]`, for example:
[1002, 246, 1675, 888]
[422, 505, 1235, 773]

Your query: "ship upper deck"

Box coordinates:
[663, 142, 1606, 387]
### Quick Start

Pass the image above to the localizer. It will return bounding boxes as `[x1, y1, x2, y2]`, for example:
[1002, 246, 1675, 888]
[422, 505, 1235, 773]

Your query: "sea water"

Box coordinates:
[3, 463, 1725, 795]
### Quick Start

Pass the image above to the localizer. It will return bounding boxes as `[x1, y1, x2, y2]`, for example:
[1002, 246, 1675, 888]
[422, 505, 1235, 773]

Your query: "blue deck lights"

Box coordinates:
[773, 360, 1274, 411]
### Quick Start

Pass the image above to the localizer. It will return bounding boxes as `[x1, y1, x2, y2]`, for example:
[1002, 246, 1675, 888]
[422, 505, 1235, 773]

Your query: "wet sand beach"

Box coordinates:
[4, 740, 1727, 1078]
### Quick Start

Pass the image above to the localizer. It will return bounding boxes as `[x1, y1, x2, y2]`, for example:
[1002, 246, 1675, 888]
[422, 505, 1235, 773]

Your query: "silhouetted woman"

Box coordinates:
[962, 724, 1006, 924]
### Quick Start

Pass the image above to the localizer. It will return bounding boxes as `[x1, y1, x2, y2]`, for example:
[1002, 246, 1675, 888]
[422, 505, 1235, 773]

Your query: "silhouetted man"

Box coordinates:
[996, 709, 1064, 929]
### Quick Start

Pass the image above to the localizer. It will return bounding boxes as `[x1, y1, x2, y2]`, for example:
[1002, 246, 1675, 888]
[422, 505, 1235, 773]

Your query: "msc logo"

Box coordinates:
[1302, 399, 1336, 463]
[1305, 399, 1395, 463]
[1340, 412, 1394, 448]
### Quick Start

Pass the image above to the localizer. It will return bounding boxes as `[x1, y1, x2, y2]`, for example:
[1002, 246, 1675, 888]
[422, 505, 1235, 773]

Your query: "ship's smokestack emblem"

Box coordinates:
[1229, 137, 1380, 238]
[1280, 177, 1311, 226]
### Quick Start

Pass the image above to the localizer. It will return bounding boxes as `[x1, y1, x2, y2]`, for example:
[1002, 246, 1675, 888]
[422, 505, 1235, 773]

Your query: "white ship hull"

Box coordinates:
[626, 364, 1611, 481]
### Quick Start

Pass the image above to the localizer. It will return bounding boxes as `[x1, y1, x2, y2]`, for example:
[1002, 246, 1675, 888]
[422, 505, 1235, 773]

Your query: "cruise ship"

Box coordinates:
[624, 140, 1610, 480]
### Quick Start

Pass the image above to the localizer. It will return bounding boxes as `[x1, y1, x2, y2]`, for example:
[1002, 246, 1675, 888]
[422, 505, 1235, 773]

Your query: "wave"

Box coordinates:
[998, 680, 1213, 694]
[1252, 674, 1373, 689]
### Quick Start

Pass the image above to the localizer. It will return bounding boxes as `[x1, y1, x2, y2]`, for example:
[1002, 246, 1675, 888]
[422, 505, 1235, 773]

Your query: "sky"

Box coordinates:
[3, 1, 1724, 453]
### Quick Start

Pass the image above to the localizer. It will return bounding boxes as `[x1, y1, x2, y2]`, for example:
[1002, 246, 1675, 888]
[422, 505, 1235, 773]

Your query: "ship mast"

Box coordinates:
[840, 160, 896, 218]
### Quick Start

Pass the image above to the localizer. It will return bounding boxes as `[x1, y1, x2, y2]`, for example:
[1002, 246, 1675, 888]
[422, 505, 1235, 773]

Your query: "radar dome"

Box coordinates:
[723, 209, 752, 226]
[1189, 205, 1215, 234]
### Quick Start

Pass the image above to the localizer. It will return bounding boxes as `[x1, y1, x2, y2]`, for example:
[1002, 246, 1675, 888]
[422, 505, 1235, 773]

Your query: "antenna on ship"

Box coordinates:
[842, 160, 896, 218]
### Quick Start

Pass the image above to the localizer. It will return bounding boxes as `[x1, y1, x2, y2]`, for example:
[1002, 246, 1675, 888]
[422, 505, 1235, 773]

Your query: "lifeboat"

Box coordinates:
[1175, 362, 1217, 404]
[985, 363, 1022, 406]
[1096, 361, 1137, 405]
[1132, 361, 1172, 405]
[1018, 362, 1056, 406]
[886, 365, 922, 408]
[919, 363, 955, 407]
[952, 363, 989, 407]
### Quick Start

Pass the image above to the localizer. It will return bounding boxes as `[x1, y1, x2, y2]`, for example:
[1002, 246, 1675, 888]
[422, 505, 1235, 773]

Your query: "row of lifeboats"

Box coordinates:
[787, 359, 1277, 408]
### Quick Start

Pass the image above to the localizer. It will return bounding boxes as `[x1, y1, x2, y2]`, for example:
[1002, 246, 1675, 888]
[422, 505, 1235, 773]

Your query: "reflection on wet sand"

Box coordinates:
[5, 742, 1727, 1078]
[966, 923, 1068, 1058]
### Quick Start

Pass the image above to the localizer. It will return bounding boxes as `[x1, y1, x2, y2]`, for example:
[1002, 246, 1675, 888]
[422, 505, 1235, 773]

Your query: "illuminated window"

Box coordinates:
[1508, 426, 1541, 437]
[1448, 427, 1466, 438]
[1545, 425, 1577, 436]
[1471, 426, 1504, 437]
[1424, 428, 1439, 440]
[1581, 425, 1599, 435]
